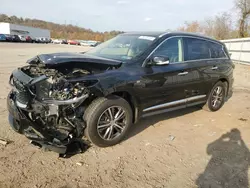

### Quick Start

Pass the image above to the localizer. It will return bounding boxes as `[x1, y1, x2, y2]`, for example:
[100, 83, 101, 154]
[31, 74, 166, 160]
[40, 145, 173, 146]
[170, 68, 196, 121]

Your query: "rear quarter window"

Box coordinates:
[208, 42, 227, 59]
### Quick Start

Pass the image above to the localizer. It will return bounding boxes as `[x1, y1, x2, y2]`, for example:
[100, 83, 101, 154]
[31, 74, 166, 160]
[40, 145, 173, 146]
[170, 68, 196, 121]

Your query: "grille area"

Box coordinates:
[35, 80, 50, 100]
[16, 91, 30, 104]
[13, 78, 31, 105]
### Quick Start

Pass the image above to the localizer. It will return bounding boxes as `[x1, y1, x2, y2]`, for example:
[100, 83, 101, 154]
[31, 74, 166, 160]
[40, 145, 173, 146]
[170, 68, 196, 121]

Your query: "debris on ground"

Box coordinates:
[193, 124, 203, 127]
[76, 162, 84, 166]
[0, 138, 9, 146]
[145, 142, 151, 146]
[239, 118, 248, 122]
[59, 139, 90, 158]
[169, 135, 176, 141]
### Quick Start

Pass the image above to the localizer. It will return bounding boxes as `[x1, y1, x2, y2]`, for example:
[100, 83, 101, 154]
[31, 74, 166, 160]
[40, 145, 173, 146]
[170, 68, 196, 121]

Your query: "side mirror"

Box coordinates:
[152, 56, 170, 66]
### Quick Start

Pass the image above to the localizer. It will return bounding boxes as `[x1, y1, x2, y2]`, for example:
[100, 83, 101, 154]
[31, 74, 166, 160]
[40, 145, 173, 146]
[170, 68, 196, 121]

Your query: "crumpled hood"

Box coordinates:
[30, 52, 123, 67]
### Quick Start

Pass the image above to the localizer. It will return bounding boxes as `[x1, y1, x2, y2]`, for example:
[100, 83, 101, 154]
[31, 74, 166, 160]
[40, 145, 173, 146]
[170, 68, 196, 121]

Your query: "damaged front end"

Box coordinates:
[7, 54, 120, 155]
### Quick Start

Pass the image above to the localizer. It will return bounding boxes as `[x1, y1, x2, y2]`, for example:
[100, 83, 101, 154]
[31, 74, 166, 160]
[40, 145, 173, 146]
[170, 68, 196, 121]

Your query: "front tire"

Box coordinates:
[203, 81, 226, 112]
[83, 96, 133, 147]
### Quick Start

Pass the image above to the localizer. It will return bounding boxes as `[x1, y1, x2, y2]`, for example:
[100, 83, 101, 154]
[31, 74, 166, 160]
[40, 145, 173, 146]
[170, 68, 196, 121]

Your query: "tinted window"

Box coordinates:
[209, 42, 227, 58]
[185, 38, 211, 61]
[153, 37, 183, 63]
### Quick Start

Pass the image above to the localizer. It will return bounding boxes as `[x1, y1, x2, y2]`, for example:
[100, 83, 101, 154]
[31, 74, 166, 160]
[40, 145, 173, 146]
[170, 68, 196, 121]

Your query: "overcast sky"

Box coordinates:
[0, 0, 235, 32]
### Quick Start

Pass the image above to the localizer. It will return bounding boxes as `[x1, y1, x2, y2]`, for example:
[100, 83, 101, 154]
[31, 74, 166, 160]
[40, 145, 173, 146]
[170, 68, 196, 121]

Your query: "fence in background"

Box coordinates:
[221, 38, 250, 64]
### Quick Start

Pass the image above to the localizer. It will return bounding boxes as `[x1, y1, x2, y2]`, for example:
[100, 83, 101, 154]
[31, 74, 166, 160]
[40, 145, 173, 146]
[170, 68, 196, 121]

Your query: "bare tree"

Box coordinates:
[202, 18, 215, 37]
[214, 12, 233, 40]
[235, 0, 250, 37]
[178, 21, 202, 33]
[201, 13, 233, 40]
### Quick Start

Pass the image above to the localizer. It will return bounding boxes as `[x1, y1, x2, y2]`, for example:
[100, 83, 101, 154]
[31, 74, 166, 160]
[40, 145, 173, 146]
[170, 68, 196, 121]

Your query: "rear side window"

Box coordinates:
[184, 38, 210, 61]
[208, 42, 227, 59]
[184, 37, 228, 61]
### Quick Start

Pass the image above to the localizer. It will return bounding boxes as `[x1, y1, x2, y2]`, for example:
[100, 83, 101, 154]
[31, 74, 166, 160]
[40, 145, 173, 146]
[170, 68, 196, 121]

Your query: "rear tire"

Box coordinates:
[83, 95, 133, 147]
[203, 81, 226, 112]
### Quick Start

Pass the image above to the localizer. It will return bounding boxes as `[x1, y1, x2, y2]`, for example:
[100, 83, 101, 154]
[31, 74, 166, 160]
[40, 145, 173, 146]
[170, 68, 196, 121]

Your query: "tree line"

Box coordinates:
[178, 0, 250, 40]
[0, 14, 123, 42]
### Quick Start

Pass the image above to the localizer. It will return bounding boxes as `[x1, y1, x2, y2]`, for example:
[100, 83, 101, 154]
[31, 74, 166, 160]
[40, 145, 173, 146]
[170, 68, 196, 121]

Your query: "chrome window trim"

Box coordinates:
[168, 57, 229, 65]
[143, 95, 206, 112]
[142, 35, 229, 67]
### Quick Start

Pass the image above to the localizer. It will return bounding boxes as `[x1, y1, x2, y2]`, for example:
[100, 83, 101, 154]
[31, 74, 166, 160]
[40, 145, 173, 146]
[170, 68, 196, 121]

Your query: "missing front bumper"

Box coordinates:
[7, 92, 88, 156]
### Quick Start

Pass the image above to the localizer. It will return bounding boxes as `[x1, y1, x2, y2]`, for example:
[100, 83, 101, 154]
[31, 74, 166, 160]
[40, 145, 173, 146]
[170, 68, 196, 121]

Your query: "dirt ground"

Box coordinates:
[0, 43, 250, 188]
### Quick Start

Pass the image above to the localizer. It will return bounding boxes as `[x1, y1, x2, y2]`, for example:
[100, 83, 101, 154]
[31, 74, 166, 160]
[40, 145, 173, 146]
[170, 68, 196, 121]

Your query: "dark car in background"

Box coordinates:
[5, 34, 14, 42]
[13, 35, 21, 42]
[90, 41, 101, 47]
[39, 37, 51, 44]
[61, 39, 68, 44]
[7, 32, 234, 154]
[34, 37, 42, 43]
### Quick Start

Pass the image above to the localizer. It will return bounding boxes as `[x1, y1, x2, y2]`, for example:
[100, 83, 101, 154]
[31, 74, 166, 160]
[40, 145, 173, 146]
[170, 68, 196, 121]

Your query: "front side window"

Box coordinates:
[153, 37, 184, 63]
[184, 38, 211, 61]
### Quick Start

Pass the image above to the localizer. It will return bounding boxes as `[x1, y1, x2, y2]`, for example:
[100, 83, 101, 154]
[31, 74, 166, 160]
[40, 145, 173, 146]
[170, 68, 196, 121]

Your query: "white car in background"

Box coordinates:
[18, 35, 26, 42]
[53, 39, 63, 44]
[79, 40, 90, 46]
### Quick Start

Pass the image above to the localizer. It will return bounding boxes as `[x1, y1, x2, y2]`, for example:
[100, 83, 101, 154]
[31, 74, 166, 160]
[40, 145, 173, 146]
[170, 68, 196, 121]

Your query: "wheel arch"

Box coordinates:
[218, 78, 229, 97]
[107, 91, 140, 123]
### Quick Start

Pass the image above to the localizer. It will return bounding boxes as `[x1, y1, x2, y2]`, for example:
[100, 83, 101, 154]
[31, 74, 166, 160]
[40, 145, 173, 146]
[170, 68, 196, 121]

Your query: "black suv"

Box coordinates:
[7, 32, 234, 153]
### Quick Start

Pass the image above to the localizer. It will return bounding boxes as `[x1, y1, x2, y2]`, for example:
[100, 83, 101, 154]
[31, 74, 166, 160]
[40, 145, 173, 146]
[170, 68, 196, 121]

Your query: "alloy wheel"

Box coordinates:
[211, 86, 224, 109]
[97, 106, 127, 141]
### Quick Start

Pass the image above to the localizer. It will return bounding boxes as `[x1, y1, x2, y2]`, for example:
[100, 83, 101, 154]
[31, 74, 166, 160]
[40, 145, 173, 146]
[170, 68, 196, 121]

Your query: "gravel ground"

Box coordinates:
[0, 43, 249, 188]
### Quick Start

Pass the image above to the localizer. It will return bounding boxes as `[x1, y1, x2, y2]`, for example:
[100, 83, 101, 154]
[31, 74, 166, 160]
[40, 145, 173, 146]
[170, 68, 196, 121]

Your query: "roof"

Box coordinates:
[122, 31, 167, 37]
[166, 31, 221, 43]
[122, 31, 222, 44]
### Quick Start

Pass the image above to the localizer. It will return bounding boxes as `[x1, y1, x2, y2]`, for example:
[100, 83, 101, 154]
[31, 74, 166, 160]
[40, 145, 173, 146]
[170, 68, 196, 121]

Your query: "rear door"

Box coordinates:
[183, 37, 211, 99]
[183, 38, 229, 99]
[204, 41, 230, 93]
[182, 37, 213, 105]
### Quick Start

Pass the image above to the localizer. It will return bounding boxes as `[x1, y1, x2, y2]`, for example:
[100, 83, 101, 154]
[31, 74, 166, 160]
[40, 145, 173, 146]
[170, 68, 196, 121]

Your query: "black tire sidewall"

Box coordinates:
[207, 82, 226, 112]
[85, 97, 133, 147]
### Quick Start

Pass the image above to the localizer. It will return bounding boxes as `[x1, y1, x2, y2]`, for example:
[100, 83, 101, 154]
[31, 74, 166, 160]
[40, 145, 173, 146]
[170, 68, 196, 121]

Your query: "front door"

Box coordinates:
[138, 37, 190, 112]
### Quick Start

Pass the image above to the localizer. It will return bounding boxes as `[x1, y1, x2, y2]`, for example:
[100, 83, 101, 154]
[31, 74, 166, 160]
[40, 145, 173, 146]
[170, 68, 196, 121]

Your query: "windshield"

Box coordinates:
[85, 35, 156, 61]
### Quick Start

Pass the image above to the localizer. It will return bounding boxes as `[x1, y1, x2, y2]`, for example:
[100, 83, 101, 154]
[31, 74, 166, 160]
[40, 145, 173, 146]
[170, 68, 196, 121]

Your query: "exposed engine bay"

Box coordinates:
[22, 64, 92, 100]
[8, 54, 121, 155]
